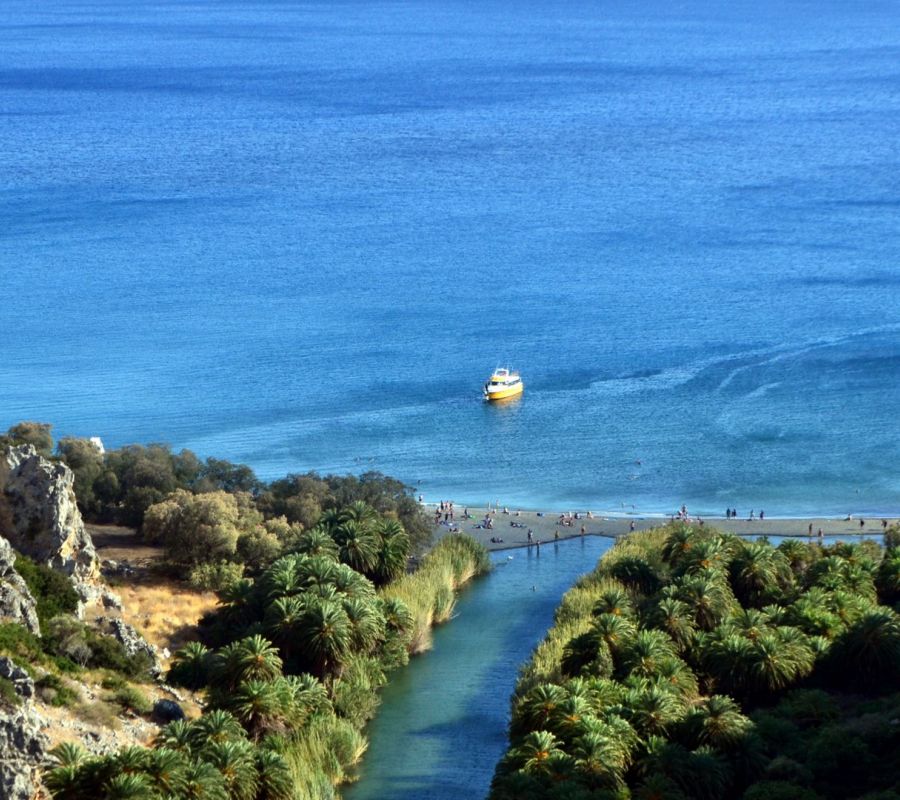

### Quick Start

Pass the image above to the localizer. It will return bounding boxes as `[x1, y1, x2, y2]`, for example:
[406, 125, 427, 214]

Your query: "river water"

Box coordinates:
[345, 536, 614, 800]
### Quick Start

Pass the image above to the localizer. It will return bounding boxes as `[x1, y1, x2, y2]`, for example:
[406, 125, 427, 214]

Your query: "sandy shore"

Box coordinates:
[429, 506, 896, 553]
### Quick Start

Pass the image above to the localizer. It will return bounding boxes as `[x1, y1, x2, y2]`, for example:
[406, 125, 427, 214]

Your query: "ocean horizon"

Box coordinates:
[2, 0, 899, 518]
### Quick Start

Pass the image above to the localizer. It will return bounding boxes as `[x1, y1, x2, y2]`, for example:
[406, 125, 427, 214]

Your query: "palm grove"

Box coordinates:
[0, 422, 490, 800]
[490, 524, 900, 800]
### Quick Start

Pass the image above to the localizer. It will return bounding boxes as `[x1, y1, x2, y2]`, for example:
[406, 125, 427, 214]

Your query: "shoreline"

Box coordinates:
[429, 506, 896, 553]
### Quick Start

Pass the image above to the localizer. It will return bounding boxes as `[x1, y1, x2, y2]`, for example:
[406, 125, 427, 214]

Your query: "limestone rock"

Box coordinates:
[0, 657, 34, 700]
[0, 445, 100, 590]
[0, 657, 49, 800]
[97, 616, 163, 678]
[0, 536, 40, 635]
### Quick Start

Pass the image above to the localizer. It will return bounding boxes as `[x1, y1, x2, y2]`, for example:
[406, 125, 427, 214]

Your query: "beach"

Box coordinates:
[430, 506, 895, 552]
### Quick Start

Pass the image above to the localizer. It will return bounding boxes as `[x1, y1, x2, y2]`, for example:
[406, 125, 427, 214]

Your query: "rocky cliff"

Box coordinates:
[0, 446, 100, 599]
[0, 537, 40, 635]
[0, 657, 49, 800]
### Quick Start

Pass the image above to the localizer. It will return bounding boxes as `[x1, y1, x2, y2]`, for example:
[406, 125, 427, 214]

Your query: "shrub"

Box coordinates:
[35, 673, 80, 707]
[0, 677, 21, 709]
[12, 555, 81, 626]
[189, 560, 245, 593]
[110, 685, 153, 715]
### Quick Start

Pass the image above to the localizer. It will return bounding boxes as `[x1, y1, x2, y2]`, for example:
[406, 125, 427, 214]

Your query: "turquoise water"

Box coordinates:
[2, 0, 900, 515]
[344, 536, 613, 800]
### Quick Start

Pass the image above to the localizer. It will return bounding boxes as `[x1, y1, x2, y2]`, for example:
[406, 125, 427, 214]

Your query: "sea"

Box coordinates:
[2, 0, 900, 518]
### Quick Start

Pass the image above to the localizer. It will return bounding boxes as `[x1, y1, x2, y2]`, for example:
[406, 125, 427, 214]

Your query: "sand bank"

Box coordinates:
[429, 506, 896, 553]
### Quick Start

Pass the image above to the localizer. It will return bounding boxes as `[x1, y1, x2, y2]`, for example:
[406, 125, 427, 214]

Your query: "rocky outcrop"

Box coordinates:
[97, 616, 163, 678]
[0, 657, 49, 800]
[0, 445, 100, 597]
[0, 537, 40, 635]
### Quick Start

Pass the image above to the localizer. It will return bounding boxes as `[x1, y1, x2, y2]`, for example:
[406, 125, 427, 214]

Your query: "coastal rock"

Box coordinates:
[0, 445, 100, 594]
[97, 616, 163, 678]
[0, 536, 40, 635]
[0, 657, 49, 800]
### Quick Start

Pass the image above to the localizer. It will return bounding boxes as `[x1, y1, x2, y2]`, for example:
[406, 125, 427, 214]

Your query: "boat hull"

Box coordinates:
[484, 382, 524, 401]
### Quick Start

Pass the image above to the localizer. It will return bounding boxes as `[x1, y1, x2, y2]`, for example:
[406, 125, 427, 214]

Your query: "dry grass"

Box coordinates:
[108, 579, 219, 654]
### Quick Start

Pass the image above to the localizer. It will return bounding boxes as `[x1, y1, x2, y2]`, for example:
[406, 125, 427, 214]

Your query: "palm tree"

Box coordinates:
[230, 679, 288, 739]
[623, 685, 685, 737]
[649, 597, 697, 651]
[189, 710, 246, 750]
[661, 524, 700, 569]
[291, 526, 339, 559]
[608, 555, 663, 595]
[154, 719, 195, 755]
[511, 730, 567, 776]
[571, 730, 628, 789]
[167, 641, 212, 690]
[179, 762, 229, 800]
[547, 695, 592, 740]
[678, 537, 731, 577]
[374, 519, 410, 585]
[334, 520, 380, 575]
[317, 507, 343, 533]
[592, 586, 633, 618]
[330, 563, 375, 599]
[101, 774, 155, 800]
[202, 740, 259, 800]
[264, 595, 304, 662]
[561, 631, 613, 678]
[651, 656, 698, 699]
[682, 695, 752, 749]
[619, 630, 678, 679]
[341, 500, 378, 525]
[297, 595, 353, 677]
[296, 554, 341, 591]
[259, 556, 302, 602]
[729, 542, 794, 606]
[254, 749, 293, 800]
[877, 551, 900, 604]
[825, 607, 900, 689]
[591, 613, 637, 657]
[512, 683, 568, 737]
[144, 748, 188, 797]
[214, 635, 283, 690]
[112, 747, 151, 775]
[703, 627, 814, 699]
[673, 571, 734, 631]
[777, 539, 817, 577]
[343, 596, 386, 652]
[45, 744, 91, 800]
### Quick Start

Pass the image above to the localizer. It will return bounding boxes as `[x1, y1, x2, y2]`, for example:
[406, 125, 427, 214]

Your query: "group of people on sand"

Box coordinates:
[725, 508, 765, 520]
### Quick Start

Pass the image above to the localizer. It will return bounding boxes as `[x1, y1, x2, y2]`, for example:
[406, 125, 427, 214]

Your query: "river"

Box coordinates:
[344, 536, 614, 799]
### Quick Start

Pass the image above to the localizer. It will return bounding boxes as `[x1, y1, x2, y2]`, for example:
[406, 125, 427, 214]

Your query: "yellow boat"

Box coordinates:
[483, 368, 524, 401]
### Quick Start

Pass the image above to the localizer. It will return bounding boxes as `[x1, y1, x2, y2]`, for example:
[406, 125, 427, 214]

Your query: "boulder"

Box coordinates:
[0, 537, 40, 635]
[0, 445, 100, 594]
[0, 657, 48, 800]
[152, 699, 184, 724]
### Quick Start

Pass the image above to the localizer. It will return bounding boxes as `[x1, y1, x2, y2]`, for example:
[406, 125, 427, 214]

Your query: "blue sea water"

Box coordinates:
[2, 0, 900, 516]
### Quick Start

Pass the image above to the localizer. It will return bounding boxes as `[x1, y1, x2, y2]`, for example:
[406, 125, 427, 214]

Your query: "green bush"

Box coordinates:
[0, 677, 21, 709]
[110, 685, 152, 715]
[35, 673, 79, 707]
[188, 560, 245, 592]
[12, 555, 80, 626]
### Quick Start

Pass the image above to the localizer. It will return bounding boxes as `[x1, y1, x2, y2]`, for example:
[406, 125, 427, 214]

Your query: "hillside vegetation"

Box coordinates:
[490, 523, 900, 800]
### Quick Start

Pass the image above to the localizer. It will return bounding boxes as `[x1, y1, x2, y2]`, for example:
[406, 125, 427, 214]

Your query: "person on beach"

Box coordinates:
[760, 510, 765, 520]
[554, 530, 559, 540]
[630, 520, 636, 532]
[809, 523, 813, 537]
[580, 525, 585, 536]
[749, 510, 755, 520]
[818, 528, 823, 538]
[860, 518, 865, 529]
[883, 519, 889, 530]
[527, 529, 533, 542]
